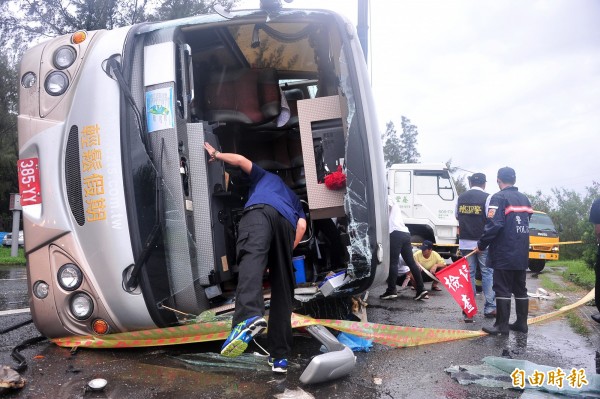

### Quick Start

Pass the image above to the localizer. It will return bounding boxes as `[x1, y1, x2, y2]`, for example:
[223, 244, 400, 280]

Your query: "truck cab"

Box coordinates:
[528, 210, 560, 272]
[387, 163, 458, 258]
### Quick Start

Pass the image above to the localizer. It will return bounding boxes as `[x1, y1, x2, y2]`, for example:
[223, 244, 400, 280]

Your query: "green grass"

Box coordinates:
[547, 260, 595, 289]
[539, 274, 567, 292]
[546, 261, 593, 336]
[0, 247, 26, 265]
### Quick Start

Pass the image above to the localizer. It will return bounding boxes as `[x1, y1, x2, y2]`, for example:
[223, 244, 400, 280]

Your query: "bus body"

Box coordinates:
[387, 163, 459, 259]
[528, 210, 559, 272]
[17, 6, 388, 338]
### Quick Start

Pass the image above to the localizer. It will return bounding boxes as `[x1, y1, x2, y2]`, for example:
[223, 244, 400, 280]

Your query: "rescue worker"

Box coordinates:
[456, 172, 495, 322]
[203, 142, 307, 374]
[475, 167, 532, 335]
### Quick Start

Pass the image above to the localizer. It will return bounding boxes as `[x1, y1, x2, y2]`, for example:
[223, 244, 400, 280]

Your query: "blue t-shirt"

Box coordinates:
[245, 163, 306, 229]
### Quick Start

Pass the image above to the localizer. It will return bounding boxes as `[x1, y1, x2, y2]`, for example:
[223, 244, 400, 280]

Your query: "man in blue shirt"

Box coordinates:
[204, 142, 306, 374]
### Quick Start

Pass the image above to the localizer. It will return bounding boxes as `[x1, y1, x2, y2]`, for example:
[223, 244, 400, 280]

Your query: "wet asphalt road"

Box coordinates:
[1, 264, 599, 399]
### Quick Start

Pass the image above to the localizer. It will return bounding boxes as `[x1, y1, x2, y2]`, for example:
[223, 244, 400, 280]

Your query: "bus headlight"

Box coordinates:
[53, 46, 77, 70]
[44, 71, 69, 96]
[70, 293, 94, 320]
[33, 281, 49, 299]
[21, 72, 37, 88]
[58, 263, 83, 291]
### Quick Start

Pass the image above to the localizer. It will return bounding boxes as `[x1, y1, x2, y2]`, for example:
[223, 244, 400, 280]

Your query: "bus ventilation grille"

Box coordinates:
[66, 125, 85, 226]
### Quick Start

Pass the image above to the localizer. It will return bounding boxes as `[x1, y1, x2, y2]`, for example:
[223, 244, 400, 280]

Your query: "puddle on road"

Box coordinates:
[0, 265, 29, 311]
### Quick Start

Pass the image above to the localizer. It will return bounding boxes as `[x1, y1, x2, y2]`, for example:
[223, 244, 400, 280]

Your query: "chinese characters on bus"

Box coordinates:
[81, 124, 106, 222]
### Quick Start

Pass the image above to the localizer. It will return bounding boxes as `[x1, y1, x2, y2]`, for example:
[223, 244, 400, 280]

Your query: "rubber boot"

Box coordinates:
[482, 297, 510, 335]
[509, 297, 529, 333]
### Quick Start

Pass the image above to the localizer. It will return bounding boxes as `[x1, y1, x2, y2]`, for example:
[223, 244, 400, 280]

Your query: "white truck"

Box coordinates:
[388, 163, 459, 259]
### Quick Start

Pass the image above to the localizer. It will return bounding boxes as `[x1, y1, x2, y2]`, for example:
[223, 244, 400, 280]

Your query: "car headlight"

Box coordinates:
[21, 72, 37, 88]
[70, 293, 94, 320]
[33, 281, 49, 299]
[58, 263, 83, 291]
[44, 71, 69, 96]
[53, 46, 77, 70]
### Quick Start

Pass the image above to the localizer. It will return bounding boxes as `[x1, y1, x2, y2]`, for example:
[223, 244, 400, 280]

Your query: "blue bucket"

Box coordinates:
[292, 255, 306, 284]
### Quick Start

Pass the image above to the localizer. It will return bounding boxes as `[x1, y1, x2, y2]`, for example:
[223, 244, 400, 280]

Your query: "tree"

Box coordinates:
[381, 121, 402, 168]
[445, 159, 467, 195]
[0, 0, 239, 53]
[524, 181, 600, 265]
[399, 116, 420, 163]
[0, 49, 18, 229]
[151, 0, 238, 22]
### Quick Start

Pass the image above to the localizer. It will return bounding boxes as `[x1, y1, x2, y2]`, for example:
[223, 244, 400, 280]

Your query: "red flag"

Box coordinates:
[435, 257, 478, 317]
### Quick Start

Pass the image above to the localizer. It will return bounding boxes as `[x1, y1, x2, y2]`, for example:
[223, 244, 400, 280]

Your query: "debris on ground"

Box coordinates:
[274, 387, 315, 399]
[0, 366, 25, 393]
[174, 352, 299, 372]
[446, 356, 600, 397]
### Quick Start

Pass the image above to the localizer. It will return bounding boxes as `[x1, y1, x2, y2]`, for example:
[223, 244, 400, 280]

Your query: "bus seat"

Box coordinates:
[283, 88, 304, 127]
[203, 68, 281, 124]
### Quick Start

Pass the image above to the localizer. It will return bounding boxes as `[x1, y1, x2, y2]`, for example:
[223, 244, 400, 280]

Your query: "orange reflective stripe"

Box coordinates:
[504, 205, 533, 215]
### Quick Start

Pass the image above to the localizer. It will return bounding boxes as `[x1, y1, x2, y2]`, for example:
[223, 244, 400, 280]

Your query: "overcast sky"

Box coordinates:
[237, 0, 600, 195]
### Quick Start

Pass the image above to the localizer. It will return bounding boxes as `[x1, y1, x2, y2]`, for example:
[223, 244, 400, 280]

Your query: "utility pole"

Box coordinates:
[356, 0, 369, 61]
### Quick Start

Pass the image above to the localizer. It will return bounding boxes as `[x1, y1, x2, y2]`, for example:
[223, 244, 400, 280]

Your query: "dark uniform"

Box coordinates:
[477, 185, 532, 334]
[457, 185, 496, 317]
[589, 199, 600, 318]
[233, 163, 305, 360]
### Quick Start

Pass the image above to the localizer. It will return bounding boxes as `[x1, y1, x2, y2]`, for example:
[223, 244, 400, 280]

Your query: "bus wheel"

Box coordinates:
[528, 260, 545, 273]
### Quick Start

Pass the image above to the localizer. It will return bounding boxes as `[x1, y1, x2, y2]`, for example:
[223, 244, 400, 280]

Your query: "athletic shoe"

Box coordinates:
[414, 290, 429, 300]
[379, 290, 398, 300]
[268, 357, 288, 374]
[220, 316, 267, 358]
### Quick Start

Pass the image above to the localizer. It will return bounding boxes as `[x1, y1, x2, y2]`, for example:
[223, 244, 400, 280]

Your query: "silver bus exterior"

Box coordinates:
[18, 7, 388, 338]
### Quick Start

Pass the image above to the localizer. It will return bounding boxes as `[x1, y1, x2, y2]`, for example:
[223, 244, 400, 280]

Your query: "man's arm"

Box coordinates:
[477, 195, 505, 250]
[294, 218, 307, 249]
[204, 142, 252, 175]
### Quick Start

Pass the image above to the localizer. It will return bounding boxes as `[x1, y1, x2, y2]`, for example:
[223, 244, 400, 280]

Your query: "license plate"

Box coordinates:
[539, 254, 546, 259]
[18, 158, 42, 206]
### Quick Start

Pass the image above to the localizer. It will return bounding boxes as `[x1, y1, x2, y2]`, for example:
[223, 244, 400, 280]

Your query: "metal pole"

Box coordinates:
[10, 210, 20, 258]
[357, 0, 369, 61]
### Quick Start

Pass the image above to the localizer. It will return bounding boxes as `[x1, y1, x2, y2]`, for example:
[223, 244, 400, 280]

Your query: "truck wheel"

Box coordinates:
[528, 260, 545, 273]
[410, 235, 425, 246]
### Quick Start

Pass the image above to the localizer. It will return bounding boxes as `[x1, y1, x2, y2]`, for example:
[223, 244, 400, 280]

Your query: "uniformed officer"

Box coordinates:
[476, 167, 532, 335]
[456, 172, 495, 322]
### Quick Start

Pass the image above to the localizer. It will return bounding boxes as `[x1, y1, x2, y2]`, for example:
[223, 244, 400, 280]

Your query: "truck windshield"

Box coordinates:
[530, 213, 557, 232]
[414, 171, 455, 201]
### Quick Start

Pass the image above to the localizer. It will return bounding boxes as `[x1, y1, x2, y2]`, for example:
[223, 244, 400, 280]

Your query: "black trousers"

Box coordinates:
[492, 269, 527, 298]
[233, 204, 295, 359]
[595, 246, 600, 313]
[387, 230, 425, 293]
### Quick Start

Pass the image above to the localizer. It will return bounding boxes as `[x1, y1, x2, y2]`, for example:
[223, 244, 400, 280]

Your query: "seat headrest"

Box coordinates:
[284, 88, 304, 101]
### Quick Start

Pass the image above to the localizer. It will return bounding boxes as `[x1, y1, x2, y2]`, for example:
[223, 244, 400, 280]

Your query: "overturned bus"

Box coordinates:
[17, 4, 388, 338]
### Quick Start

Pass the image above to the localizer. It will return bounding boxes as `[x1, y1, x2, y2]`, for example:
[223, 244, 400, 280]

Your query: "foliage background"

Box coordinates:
[0, 0, 597, 266]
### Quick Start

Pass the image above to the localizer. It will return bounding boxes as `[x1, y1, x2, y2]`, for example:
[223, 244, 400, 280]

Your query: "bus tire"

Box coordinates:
[528, 260, 545, 273]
